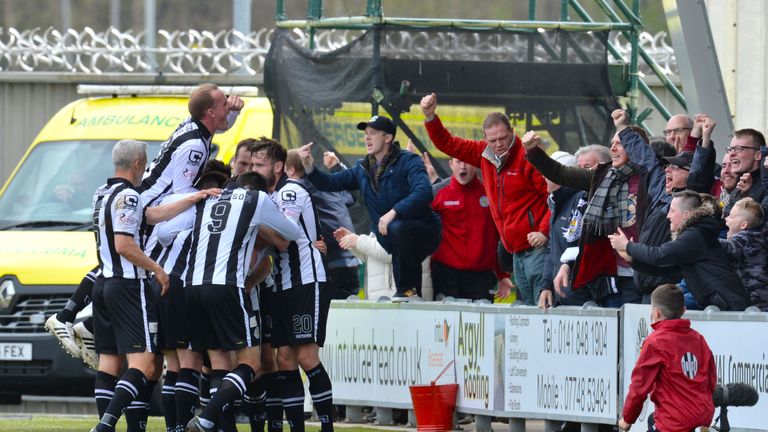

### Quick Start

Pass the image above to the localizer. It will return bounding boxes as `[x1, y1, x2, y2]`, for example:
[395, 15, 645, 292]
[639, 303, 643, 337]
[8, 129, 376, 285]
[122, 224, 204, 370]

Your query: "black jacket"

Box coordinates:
[540, 186, 586, 292]
[633, 202, 682, 295]
[626, 206, 749, 311]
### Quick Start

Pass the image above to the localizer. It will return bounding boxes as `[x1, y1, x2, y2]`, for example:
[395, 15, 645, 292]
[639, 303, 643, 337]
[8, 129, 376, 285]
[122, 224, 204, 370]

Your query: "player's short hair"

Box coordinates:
[204, 159, 231, 178]
[235, 171, 267, 191]
[194, 159, 231, 189]
[197, 171, 229, 189]
[733, 128, 766, 149]
[575, 144, 612, 164]
[112, 139, 147, 170]
[236, 138, 258, 156]
[672, 190, 702, 212]
[651, 284, 685, 319]
[482, 112, 512, 133]
[285, 149, 304, 176]
[733, 197, 764, 229]
[251, 137, 287, 165]
[188, 83, 220, 120]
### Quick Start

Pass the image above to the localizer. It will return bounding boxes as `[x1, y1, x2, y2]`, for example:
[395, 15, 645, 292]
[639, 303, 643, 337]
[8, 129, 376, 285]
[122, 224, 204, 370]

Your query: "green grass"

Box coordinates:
[0, 415, 393, 432]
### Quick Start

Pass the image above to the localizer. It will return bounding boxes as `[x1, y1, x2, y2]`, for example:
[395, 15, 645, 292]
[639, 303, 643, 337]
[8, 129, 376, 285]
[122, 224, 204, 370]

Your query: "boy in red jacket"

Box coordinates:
[620, 284, 716, 432]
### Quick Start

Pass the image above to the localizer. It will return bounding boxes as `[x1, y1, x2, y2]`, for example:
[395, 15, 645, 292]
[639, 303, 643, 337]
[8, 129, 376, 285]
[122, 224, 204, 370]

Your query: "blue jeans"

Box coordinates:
[512, 248, 546, 305]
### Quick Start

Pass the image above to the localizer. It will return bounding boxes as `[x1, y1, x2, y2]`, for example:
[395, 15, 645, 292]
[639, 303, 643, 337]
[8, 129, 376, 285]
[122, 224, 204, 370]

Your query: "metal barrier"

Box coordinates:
[322, 300, 767, 431]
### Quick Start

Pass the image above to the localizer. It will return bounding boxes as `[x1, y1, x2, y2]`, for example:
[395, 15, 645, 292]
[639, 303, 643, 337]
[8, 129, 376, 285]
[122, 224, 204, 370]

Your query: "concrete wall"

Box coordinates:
[707, 0, 768, 131]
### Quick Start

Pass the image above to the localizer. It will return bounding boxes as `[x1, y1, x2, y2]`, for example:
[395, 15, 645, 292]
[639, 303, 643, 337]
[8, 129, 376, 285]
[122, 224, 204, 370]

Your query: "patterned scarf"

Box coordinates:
[583, 163, 638, 236]
[365, 145, 398, 192]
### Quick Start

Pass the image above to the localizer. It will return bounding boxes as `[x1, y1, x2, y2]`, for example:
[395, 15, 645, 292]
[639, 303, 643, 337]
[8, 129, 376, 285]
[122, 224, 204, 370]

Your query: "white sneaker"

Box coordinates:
[73, 321, 98, 369]
[45, 314, 81, 358]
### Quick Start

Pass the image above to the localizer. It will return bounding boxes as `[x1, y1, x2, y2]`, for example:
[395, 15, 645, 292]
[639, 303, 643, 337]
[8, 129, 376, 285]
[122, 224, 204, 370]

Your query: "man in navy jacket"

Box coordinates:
[297, 115, 441, 301]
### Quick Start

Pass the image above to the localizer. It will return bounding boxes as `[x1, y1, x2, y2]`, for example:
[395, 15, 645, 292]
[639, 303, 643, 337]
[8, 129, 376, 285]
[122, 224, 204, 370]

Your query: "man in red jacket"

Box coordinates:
[431, 157, 515, 301]
[421, 93, 550, 305]
[620, 283, 716, 432]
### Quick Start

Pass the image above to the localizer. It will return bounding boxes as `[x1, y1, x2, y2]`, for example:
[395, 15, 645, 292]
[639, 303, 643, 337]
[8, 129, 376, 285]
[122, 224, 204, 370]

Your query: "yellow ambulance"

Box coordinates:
[0, 85, 271, 399]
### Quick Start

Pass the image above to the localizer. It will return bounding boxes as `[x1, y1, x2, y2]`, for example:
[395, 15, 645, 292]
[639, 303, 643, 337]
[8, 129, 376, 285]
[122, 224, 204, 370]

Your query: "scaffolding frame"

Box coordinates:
[274, 0, 682, 135]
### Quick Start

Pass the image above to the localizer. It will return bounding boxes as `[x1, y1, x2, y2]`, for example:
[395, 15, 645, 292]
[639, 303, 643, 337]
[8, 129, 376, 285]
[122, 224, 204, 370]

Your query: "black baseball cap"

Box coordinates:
[357, 115, 396, 136]
[662, 151, 693, 170]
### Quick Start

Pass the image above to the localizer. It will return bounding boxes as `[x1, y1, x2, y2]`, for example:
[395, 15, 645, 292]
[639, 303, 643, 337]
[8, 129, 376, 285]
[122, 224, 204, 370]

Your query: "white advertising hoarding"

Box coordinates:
[503, 311, 619, 422]
[453, 310, 498, 411]
[621, 304, 768, 431]
[321, 304, 457, 407]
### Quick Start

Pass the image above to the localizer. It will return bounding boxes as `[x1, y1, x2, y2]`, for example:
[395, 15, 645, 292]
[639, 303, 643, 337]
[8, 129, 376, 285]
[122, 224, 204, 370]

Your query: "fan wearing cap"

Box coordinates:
[663, 152, 692, 194]
[297, 115, 441, 302]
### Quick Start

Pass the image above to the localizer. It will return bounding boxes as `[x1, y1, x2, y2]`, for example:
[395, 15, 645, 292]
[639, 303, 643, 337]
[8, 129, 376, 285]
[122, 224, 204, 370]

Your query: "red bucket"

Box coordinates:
[409, 382, 459, 431]
[409, 360, 458, 431]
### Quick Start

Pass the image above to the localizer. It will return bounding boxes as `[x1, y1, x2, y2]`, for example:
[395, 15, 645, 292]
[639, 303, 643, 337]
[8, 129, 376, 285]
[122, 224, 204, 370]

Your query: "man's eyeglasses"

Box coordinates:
[662, 127, 692, 135]
[725, 145, 760, 153]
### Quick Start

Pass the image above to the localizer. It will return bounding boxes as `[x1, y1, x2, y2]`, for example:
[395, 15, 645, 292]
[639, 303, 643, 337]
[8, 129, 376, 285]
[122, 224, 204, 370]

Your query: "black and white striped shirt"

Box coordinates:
[270, 176, 327, 291]
[140, 117, 212, 208]
[185, 186, 300, 288]
[152, 193, 198, 279]
[92, 177, 145, 279]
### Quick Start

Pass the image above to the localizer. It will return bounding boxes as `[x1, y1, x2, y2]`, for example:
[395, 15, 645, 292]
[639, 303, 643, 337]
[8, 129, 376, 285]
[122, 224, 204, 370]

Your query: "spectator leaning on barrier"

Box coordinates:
[297, 115, 441, 302]
[420, 93, 550, 306]
[720, 197, 768, 311]
[628, 138, 683, 304]
[333, 227, 434, 301]
[544, 145, 612, 309]
[430, 157, 514, 301]
[619, 284, 716, 432]
[523, 110, 663, 306]
[537, 151, 592, 310]
[609, 190, 750, 311]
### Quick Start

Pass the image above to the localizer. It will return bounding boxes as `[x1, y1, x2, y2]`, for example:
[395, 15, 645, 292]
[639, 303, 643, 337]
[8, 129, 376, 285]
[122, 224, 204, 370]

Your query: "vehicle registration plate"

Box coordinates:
[0, 343, 32, 361]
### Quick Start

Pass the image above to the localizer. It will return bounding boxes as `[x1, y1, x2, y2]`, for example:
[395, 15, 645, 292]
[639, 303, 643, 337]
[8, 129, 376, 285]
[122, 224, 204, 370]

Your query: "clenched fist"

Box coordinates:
[420, 93, 437, 121]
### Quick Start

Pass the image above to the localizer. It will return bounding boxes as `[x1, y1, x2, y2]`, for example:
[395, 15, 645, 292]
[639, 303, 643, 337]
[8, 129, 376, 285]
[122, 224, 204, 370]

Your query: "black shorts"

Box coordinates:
[271, 282, 330, 348]
[258, 283, 274, 345]
[93, 277, 158, 355]
[152, 275, 189, 350]
[186, 284, 260, 352]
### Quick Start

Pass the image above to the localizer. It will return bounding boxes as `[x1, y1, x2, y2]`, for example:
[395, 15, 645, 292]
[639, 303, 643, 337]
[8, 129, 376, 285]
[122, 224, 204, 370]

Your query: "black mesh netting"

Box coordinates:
[264, 25, 620, 231]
